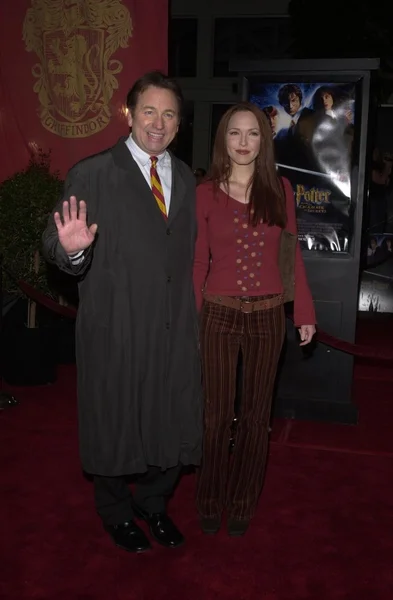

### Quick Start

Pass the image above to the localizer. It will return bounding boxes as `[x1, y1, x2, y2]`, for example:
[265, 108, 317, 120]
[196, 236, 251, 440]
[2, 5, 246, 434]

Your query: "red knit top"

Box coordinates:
[193, 177, 316, 326]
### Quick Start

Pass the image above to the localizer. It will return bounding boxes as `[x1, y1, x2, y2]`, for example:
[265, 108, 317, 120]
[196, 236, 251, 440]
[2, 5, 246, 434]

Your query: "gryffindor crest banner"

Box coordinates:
[0, 0, 168, 180]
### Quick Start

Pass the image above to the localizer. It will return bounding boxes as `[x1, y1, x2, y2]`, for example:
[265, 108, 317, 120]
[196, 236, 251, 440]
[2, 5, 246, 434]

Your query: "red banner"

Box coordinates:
[0, 0, 168, 181]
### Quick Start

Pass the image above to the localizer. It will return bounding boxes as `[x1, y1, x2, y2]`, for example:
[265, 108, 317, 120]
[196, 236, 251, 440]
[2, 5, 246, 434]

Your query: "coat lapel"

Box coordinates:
[111, 138, 187, 227]
[111, 137, 167, 228]
[168, 155, 186, 225]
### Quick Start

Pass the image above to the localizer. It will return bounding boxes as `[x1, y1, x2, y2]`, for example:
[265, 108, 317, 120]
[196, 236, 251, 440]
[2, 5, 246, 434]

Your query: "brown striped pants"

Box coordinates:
[196, 296, 285, 521]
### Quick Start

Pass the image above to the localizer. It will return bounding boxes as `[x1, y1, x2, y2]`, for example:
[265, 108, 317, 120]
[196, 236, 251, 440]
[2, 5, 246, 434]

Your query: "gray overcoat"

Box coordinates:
[42, 138, 202, 476]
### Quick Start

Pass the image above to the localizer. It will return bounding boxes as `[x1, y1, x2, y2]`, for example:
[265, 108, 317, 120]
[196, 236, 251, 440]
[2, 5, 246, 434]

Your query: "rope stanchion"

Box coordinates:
[2, 263, 77, 320]
[3, 260, 393, 363]
[0, 255, 18, 410]
[16, 280, 77, 320]
[287, 315, 393, 362]
[313, 328, 393, 361]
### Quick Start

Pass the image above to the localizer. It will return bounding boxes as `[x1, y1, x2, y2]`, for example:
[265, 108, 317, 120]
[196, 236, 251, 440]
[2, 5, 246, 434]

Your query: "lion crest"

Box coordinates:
[23, 0, 132, 138]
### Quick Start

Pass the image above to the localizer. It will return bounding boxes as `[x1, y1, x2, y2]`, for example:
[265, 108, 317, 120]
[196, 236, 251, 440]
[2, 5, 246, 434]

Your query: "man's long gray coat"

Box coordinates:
[42, 138, 202, 476]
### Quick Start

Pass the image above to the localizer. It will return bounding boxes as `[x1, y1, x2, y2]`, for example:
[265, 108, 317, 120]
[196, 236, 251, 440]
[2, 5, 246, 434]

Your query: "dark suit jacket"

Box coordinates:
[275, 107, 317, 171]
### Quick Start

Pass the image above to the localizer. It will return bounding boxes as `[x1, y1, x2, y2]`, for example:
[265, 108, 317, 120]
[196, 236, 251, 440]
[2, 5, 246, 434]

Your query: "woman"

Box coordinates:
[311, 85, 353, 124]
[193, 102, 316, 537]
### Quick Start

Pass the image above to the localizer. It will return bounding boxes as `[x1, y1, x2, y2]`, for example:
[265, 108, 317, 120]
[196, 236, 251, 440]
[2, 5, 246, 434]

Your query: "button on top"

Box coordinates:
[167, 276, 172, 283]
[166, 228, 172, 235]
[233, 207, 264, 291]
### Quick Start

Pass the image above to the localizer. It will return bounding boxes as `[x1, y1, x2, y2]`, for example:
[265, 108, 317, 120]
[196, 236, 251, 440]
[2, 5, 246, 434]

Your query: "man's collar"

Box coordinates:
[127, 134, 169, 166]
[291, 111, 300, 125]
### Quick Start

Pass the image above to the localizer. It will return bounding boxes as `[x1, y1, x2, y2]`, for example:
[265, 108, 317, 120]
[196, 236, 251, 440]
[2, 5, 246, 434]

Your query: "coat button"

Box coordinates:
[165, 322, 170, 329]
[166, 228, 172, 235]
[167, 276, 172, 283]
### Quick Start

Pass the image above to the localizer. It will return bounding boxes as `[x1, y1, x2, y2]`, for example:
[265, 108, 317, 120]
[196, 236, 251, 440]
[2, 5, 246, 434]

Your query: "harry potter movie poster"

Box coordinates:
[249, 81, 356, 253]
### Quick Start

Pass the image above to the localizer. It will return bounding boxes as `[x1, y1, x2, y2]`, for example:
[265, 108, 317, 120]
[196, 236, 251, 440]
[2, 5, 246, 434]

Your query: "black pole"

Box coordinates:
[0, 254, 18, 410]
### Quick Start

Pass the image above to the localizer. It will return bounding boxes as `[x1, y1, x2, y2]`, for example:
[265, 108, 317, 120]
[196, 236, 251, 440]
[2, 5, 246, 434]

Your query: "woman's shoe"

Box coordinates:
[227, 518, 250, 536]
[200, 516, 221, 534]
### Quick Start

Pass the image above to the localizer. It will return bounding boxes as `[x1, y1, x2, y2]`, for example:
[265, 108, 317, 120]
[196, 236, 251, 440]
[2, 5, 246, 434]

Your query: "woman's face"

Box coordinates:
[226, 111, 261, 167]
[322, 92, 333, 111]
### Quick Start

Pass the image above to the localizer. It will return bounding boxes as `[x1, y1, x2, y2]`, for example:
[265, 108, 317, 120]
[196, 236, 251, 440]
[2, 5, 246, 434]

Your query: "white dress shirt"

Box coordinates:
[69, 135, 172, 263]
[125, 134, 172, 213]
[289, 111, 301, 127]
[325, 109, 337, 120]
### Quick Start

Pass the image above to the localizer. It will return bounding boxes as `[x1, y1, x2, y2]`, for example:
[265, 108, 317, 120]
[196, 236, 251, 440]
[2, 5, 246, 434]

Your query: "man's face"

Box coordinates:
[127, 86, 180, 155]
[322, 93, 333, 111]
[270, 114, 278, 132]
[288, 92, 301, 116]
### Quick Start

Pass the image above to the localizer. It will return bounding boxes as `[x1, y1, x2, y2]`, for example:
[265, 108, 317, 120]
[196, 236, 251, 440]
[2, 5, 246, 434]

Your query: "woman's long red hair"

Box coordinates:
[208, 102, 286, 228]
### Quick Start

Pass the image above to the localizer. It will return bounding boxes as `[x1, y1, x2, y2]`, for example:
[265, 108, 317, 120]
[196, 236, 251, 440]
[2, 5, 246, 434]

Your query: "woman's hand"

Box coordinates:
[298, 325, 316, 346]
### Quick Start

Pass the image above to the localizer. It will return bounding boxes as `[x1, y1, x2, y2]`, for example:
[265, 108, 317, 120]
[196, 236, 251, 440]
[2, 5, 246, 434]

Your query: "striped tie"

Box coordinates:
[150, 156, 167, 219]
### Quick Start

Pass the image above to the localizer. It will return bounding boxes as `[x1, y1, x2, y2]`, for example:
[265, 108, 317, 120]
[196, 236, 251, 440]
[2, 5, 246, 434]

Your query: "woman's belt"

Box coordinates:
[203, 293, 284, 314]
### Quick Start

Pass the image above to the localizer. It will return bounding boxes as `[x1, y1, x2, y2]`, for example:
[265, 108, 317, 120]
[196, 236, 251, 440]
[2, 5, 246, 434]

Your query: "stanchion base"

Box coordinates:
[0, 392, 18, 410]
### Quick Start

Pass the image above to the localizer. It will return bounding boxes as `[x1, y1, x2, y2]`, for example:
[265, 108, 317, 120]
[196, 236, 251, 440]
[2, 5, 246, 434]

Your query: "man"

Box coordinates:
[262, 105, 278, 139]
[275, 83, 316, 172]
[42, 71, 202, 554]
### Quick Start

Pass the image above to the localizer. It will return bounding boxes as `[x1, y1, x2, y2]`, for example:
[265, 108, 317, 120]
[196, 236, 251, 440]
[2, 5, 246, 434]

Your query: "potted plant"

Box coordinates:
[0, 150, 73, 385]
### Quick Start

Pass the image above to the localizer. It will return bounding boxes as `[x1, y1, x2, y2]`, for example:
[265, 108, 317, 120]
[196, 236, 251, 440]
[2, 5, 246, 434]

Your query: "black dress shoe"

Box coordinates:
[105, 520, 151, 553]
[134, 508, 184, 548]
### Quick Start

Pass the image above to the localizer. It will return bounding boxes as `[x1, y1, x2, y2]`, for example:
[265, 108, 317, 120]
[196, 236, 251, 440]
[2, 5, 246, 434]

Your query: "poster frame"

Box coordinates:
[234, 61, 374, 262]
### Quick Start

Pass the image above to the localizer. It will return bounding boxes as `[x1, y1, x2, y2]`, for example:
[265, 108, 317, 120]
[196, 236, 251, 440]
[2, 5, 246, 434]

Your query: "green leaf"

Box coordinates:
[0, 149, 64, 299]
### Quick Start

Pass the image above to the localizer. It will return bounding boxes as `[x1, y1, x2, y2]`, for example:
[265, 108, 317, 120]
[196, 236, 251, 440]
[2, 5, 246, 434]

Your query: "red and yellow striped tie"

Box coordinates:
[150, 156, 167, 219]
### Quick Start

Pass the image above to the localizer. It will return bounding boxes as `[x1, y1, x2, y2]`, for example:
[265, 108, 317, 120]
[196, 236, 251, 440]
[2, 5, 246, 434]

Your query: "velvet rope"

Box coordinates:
[8, 275, 393, 363]
[287, 316, 393, 362]
[16, 280, 78, 320]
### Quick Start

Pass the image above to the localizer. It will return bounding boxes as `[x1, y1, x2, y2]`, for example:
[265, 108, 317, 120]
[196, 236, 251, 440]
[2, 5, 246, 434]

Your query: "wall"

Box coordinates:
[171, 0, 289, 16]
[169, 0, 291, 168]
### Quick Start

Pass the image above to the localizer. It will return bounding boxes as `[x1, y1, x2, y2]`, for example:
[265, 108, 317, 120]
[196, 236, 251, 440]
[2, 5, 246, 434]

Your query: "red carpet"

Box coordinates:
[353, 313, 393, 383]
[1, 316, 393, 600]
[271, 378, 393, 457]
